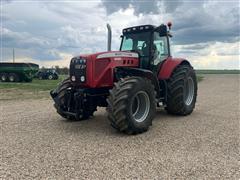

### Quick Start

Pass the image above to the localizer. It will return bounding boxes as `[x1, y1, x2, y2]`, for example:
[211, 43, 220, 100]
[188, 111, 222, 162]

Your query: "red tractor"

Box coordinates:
[50, 22, 197, 134]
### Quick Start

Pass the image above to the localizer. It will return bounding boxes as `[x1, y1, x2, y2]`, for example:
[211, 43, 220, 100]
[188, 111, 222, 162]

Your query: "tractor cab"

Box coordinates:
[120, 24, 171, 73]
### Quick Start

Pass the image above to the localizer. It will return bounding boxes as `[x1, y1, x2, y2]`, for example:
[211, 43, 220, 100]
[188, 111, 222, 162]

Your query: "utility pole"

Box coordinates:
[13, 48, 15, 63]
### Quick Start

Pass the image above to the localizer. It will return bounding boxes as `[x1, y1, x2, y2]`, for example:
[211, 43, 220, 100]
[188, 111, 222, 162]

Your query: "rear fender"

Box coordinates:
[115, 67, 161, 98]
[158, 58, 191, 80]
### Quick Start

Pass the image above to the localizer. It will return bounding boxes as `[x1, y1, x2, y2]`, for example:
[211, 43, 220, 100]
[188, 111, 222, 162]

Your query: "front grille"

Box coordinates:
[70, 57, 87, 83]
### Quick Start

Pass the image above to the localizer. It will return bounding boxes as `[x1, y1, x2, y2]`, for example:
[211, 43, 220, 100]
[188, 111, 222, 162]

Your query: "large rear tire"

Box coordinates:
[107, 77, 156, 134]
[52, 78, 96, 120]
[165, 64, 197, 115]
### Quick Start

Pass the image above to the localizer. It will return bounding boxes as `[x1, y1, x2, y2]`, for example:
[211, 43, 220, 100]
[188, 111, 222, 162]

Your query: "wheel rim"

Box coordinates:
[131, 91, 150, 123]
[9, 76, 14, 82]
[1, 76, 6, 81]
[49, 75, 53, 80]
[184, 77, 194, 106]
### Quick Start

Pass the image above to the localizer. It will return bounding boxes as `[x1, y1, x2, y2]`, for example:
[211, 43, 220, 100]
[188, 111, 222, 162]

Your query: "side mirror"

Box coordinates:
[158, 25, 168, 37]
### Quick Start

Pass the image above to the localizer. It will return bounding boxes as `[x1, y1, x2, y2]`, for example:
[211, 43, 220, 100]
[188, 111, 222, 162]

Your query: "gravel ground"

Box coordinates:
[0, 74, 239, 179]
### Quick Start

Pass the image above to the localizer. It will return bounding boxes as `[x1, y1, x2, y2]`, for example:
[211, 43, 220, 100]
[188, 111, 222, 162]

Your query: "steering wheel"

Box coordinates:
[135, 42, 147, 56]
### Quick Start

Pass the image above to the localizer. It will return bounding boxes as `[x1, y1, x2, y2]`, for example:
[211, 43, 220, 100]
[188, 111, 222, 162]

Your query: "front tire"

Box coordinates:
[52, 78, 96, 120]
[165, 64, 197, 115]
[107, 77, 156, 134]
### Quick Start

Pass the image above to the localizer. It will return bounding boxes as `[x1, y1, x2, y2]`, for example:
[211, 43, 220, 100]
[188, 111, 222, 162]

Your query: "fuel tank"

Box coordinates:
[70, 51, 139, 88]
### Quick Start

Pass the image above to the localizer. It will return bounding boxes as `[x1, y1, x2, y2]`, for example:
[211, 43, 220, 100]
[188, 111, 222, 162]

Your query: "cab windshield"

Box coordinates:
[120, 32, 151, 57]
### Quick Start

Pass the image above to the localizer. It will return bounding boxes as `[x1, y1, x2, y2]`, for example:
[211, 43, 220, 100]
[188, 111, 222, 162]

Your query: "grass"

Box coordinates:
[0, 74, 204, 100]
[197, 75, 204, 82]
[196, 69, 240, 74]
[1, 69, 238, 100]
[0, 75, 67, 100]
[0, 75, 67, 91]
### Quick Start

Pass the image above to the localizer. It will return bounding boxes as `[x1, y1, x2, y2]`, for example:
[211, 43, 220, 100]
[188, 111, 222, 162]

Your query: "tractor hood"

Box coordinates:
[70, 51, 139, 88]
[74, 51, 139, 61]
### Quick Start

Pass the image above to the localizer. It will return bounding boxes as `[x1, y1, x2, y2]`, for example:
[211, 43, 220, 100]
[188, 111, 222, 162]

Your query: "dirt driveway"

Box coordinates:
[0, 74, 239, 179]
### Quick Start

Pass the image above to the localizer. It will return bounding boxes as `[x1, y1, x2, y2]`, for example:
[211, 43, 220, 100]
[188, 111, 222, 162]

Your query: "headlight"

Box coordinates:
[71, 57, 87, 64]
[80, 76, 85, 82]
[71, 76, 76, 81]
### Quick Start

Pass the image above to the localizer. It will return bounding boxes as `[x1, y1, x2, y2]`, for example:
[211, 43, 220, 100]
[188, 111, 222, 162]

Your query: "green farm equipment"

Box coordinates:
[0, 62, 39, 82]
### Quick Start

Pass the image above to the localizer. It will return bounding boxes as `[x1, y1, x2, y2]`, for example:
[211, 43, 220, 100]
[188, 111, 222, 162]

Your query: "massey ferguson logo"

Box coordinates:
[96, 52, 138, 59]
[115, 53, 133, 56]
[75, 64, 86, 69]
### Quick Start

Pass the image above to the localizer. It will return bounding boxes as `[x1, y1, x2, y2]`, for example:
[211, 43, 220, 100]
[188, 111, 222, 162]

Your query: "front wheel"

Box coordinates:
[107, 77, 156, 134]
[165, 64, 198, 115]
[51, 78, 96, 120]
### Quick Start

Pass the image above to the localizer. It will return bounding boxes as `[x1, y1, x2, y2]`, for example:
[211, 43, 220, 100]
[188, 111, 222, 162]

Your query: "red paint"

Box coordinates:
[158, 57, 189, 80]
[75, 51, 139, 88]
[74, 51, 189, 87]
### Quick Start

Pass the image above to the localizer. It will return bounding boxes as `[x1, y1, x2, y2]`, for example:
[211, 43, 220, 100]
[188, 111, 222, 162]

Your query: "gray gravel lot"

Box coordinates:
[1, 74, 239, 179]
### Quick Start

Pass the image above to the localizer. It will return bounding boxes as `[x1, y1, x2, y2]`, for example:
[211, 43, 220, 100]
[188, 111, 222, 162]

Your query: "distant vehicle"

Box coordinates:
[36, 69, 59, 80]
[0, 62, 39, 82]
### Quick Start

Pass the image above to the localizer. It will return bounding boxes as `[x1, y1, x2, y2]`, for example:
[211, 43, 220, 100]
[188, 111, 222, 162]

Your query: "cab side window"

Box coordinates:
[121, 38, 133, 50]
[153, 32, 169, 65]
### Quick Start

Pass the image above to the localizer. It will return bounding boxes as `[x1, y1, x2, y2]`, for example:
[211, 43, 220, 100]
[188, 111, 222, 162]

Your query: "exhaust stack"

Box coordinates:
[107, 23, 112, 51]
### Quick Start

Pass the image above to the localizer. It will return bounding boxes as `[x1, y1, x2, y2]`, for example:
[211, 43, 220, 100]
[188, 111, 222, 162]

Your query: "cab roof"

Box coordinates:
[122, 24, 156, 35]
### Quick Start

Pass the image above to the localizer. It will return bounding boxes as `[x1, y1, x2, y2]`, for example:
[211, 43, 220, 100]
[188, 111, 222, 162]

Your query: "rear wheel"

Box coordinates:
[107, 77, 156, 134]
[0, 73, 8, 82]
[165, 64, 197, 115]
[8, 73, 20, 82]
[52, 78, 96, 120]
[48, 74, 53, 80]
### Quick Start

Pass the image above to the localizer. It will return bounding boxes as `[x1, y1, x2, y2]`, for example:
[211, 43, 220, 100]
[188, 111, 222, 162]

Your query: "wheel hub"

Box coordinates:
[131, 91, 150, 123]
[9, 76, 14, 82]
[2, 76, 6, 81]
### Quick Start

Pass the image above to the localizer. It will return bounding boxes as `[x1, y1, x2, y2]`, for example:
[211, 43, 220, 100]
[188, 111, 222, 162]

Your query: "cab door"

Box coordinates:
[151, 32, 170, 74]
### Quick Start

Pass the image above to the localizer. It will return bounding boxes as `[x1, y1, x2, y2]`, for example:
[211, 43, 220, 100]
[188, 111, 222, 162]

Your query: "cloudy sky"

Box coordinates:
[1, 0, 240, 69]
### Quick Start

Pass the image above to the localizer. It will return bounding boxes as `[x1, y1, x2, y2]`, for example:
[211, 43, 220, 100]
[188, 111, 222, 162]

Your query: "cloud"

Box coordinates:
[101, 0, 183, 15]
[1, 27, 62, 61]
[171, 1, 240, 45]
[1, 0, 239, 69]
[1, 1, 108, 63]
[101, 0, 160, 15]
[101, 0, 239, 45]
[2, 27, 50, 48]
